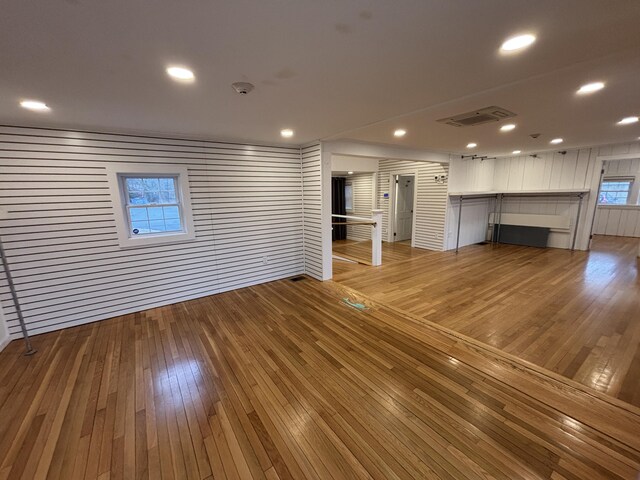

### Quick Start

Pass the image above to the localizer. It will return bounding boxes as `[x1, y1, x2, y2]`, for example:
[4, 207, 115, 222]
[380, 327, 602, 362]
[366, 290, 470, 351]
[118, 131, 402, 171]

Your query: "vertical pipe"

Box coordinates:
[571, 194, 584, 252]
[455, 196, 463, 253]
[0, 237, 36, 355]
[496, 194, 504, 244]
[588, 166, 605, 250]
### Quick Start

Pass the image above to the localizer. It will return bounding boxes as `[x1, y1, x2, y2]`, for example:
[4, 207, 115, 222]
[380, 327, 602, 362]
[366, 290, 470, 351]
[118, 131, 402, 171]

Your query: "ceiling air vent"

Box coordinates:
[437, 106, 516, 127]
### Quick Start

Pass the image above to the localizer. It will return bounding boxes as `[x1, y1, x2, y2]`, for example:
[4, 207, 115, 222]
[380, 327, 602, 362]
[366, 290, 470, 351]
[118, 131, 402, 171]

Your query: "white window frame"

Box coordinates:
[106, 163, 196, 248]
[598, 177, 634, 205]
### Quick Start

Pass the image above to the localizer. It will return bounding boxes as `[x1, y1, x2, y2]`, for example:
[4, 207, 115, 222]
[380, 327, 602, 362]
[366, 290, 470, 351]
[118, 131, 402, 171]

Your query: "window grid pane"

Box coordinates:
[598, 180, 632, 205]
[123, 175, 183, 236]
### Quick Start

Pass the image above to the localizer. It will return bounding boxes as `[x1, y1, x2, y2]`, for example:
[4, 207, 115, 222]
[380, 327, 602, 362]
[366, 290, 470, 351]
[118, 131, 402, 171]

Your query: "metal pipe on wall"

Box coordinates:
[0, 237, 36, 355]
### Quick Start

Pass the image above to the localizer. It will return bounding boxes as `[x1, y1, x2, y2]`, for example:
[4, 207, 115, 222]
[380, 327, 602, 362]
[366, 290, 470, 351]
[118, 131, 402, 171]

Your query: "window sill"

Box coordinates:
[117, 231, 196, 249]
[597, 204, 640, 210]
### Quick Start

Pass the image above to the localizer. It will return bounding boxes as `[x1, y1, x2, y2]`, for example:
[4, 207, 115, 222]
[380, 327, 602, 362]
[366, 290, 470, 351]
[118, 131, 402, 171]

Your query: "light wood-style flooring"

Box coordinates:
[1, 276, 639, 479]
[333, 235, 640, 407]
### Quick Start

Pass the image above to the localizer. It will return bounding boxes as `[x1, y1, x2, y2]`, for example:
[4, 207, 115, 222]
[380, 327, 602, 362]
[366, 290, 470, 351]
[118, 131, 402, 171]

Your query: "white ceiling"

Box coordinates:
[1, 0, 640, 155]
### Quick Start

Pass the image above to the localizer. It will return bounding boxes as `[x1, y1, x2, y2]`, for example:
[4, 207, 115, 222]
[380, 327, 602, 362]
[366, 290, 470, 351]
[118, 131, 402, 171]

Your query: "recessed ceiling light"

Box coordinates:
[500, 124, 516, 132]
[394, 129, 407, 137]
[577, 82, 605, 95]
[348, 171, 354, 175]
[466, 142, 477, 149]
[500, 34, 536, 52]
[617, 116, 639, 125]
[166, 66, 195, 81]
[550, 138, 563, 144]
[280, 129, 294, 138]
[512, 150, 521, 154]
[20, 100, 50, 111]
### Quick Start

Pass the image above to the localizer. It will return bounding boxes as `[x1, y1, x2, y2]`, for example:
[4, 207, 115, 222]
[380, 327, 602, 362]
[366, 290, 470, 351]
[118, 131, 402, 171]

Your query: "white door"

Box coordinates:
[394, 175, 414, 241]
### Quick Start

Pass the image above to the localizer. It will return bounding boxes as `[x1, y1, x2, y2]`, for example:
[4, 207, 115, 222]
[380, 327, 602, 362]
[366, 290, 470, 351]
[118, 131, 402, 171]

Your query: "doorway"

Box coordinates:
[392, 174, 415, 242]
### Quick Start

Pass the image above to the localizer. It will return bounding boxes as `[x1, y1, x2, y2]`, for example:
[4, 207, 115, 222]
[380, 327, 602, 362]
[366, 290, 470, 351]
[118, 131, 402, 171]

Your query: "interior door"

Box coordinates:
[394, 175, 414, 241]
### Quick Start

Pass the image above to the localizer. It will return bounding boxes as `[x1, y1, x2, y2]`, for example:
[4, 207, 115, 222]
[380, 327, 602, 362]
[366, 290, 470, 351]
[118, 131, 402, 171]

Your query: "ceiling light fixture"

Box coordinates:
[20, 100, 50, 111]
[500, 34, 536, 53]
[617, 116, 639, 125]
[550, 138, 563, 144]
[166, 66, 195, 82]
[280, 129, 294, 138]
[577, 82, 604, 95]
[394, 129, 407, 137]
[500, 124, 516, 132]
[466, 143, 477, 149]
[512, 150, 521, 154]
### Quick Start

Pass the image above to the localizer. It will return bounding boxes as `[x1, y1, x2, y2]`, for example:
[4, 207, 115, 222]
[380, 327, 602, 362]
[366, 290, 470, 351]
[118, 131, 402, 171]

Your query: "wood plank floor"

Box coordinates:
[1, 276, 639, 479]
[333, 235, 640, 407]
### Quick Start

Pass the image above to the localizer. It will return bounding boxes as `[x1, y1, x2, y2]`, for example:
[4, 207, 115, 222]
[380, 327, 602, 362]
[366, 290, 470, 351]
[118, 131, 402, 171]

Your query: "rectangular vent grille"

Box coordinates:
[437, 106, 516, 127]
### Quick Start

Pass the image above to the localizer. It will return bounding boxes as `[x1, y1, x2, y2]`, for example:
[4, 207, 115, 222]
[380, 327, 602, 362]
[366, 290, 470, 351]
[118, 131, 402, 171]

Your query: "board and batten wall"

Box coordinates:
[0, 125, 317, 338]
[446, 140, 640, 249]
[445, 157, 496, 248]
[346, 172, 375, 242]
[592, 158, 640, 237]
[447, 150, 596, 249]
[377, 158, 449, 251]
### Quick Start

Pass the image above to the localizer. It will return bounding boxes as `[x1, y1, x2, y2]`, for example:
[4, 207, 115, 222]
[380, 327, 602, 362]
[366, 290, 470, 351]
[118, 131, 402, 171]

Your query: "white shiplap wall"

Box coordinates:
[301, 143, 324, 280]
[346, 173, 375, 242]
[0, 126, 307, 337]
[377, 159, 449, 251]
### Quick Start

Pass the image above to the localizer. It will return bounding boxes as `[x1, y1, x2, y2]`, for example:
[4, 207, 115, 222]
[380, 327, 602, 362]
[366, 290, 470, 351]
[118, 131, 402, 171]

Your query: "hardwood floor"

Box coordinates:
[333, 235, 640, 407]
[1, 276, 639, 479]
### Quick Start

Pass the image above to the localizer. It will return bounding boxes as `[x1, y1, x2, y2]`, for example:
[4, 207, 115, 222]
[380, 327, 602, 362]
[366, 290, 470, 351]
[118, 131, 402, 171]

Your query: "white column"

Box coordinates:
[371, 209, 383, 266]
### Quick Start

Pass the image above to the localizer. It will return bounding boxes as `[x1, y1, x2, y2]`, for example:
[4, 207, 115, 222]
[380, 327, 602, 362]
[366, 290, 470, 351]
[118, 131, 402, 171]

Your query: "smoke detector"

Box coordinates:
[231, 82, 254, 95]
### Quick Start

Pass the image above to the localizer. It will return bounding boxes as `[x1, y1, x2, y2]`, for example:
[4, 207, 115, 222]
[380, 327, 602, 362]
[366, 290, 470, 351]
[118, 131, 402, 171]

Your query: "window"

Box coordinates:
[124, 176, 182, 235]
[106, 164, 195, 248]
[598, 178, 633, 205]
[345, 184, 353, 211]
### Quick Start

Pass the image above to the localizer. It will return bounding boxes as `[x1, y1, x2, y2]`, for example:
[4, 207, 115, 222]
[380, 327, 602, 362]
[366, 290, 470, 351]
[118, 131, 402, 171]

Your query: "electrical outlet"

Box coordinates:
[262, 256, 269, 265]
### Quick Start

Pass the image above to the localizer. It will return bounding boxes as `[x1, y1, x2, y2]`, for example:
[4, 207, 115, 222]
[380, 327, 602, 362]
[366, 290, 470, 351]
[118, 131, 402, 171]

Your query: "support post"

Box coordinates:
[371, 209, 383, 266]
[571, 193, 584, 252]
[0, 237, 36, 355]
[455, 196, 463, 253]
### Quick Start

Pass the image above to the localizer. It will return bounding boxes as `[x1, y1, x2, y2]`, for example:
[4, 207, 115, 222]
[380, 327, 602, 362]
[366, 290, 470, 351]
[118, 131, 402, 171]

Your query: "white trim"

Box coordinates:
[105, 163, 196, 248]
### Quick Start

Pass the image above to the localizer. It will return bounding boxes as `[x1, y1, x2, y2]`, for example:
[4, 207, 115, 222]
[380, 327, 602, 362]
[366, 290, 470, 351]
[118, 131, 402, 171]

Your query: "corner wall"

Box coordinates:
[0, 125, 307, 337]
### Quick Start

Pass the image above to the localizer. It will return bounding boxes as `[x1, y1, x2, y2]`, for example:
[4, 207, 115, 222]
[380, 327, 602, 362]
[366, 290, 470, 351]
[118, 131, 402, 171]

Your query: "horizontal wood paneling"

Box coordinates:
[0, 125, 306, 336]
[301, 143, 323, 280]
[378, 159, 449, 251]
[345, 173, 374, 242]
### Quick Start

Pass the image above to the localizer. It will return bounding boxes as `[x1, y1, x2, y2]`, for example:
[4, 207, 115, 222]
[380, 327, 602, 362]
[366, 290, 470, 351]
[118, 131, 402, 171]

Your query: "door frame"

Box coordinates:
[387, 170, 418, 246]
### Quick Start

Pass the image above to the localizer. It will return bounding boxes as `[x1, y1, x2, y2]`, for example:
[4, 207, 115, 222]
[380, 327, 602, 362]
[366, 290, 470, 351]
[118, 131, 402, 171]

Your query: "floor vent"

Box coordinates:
[289, 276, 306, 282]
[437, 106, 516, 127]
